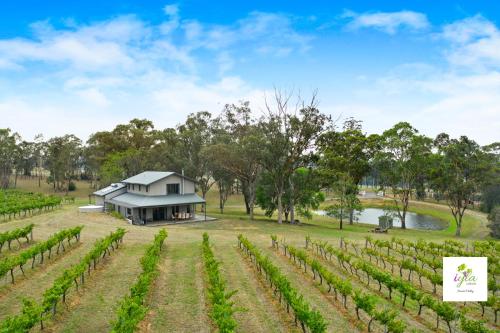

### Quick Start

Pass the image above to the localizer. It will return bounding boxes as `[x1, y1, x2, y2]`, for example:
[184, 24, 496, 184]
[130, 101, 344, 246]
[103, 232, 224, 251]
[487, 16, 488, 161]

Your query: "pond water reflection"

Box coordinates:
[315, 208, 448, 230]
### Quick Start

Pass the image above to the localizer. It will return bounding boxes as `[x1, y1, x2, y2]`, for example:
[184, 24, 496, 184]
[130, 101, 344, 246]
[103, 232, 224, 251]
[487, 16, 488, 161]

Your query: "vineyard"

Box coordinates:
[0, 190, 63, 221]
[0, 196, 497, 333]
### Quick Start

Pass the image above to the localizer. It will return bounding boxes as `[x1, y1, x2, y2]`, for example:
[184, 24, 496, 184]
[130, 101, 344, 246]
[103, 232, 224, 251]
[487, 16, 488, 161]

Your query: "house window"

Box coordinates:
[139, 185, 141, 191]
[146, 185, 149, 193]
[166, 183, 180, 195]
[132, 184, 135, 190]
[127, 208, 131, 215]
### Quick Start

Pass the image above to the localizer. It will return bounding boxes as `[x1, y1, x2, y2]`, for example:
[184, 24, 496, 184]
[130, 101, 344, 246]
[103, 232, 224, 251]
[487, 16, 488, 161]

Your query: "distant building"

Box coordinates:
[93, 171, 206, 224]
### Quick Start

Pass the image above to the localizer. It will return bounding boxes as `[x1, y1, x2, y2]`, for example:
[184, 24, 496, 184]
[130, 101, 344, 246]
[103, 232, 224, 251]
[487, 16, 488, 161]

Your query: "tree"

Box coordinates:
[202, 102, 263, 220]
[0, 129, 20, 189]
[87, 119, 157, 186]
[32, 134, 46, 188]
[213, 168, 234, 214]
[375, 122, 432, 229]
[260, 90, 329, 224]
[488, 206, 500, 239]
[481, 142, 500, 213]
[325, 175, 361, 230]
[318, 119, 374, 225]
[45, 135, 82, 193]
[432, 134, 494, 236]
[177, 112, 215, 199]
[256, 167, 324, 222]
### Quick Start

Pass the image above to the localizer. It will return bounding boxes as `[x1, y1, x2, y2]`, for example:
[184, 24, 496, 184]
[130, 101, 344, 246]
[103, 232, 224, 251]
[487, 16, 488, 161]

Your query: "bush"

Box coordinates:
[481, 184, 500, 213]
[68, 181, 77, 192]
[487, 206, 500, 239]
[110, 211, 125, 221]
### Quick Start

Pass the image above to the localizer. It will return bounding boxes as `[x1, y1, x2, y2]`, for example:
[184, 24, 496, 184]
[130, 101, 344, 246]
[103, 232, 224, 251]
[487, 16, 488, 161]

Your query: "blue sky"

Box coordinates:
[1, 1, 499, 144]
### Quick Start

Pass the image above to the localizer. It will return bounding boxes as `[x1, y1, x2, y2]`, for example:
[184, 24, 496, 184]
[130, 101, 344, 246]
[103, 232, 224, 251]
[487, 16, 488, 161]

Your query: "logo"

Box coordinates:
[454, 263, 477, 288]
[443, 257, 487, 302]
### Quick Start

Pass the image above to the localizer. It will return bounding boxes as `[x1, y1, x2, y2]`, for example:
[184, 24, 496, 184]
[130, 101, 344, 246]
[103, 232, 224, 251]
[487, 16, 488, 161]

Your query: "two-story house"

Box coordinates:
[93, 171, 206, 224]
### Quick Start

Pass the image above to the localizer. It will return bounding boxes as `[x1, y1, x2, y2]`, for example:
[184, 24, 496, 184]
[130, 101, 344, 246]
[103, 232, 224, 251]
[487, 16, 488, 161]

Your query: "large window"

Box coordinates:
[166, 183, 180, 194]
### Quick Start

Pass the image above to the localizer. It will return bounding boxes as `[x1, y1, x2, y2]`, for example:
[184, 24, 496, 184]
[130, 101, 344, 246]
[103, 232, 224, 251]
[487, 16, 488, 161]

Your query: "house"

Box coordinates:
[93, 171, 206, 224]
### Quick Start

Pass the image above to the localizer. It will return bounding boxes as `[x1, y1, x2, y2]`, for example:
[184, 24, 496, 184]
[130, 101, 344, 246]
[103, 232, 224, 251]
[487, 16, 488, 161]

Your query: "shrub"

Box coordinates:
[487, 206, 500, 239]
[68, 181, 77, 192]
[110, 211, 125, 221]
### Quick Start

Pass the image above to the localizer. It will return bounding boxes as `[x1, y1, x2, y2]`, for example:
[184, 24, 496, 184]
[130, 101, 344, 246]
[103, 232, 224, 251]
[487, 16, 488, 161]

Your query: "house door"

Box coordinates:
[153, 207, 165, 221]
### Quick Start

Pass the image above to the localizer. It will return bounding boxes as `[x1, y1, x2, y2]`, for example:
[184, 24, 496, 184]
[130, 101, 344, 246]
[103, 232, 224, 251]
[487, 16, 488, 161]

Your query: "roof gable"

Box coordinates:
[93, 183, 125, 196]
[121, 171, 194, 185]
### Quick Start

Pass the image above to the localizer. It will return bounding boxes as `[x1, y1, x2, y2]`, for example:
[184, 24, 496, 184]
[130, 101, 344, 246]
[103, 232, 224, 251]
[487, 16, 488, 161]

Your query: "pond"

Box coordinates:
[315, 208, 449, 230]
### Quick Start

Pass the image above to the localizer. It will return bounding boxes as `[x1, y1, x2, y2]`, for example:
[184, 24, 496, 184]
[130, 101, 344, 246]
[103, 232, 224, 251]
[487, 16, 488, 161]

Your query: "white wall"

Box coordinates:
[95, 196, 104, 206]
[126, 174, 195, 196]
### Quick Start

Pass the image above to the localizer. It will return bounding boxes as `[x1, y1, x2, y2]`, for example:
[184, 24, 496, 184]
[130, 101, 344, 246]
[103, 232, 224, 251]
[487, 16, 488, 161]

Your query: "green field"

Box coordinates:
[0, 180, 496, 332]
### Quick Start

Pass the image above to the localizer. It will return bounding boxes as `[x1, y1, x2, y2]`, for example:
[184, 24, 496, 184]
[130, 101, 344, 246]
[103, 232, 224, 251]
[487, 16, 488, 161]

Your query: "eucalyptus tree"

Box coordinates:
[488, 206, 500, 239]
[45, 135, 82, 192]
[32, 134, 46, 187]
[260, 90, 330, 224]
[13, 140, 38, 187]
[317, 118, 375, 225]
[375, 122, 432, 229]
[0, 129, 20, 189]
[201, 102, 263, 219]
[177, 111, 215, 199]
[480, 142, 500, 213]
[431, 134, 494, 236]
[256, 167, 324, 222]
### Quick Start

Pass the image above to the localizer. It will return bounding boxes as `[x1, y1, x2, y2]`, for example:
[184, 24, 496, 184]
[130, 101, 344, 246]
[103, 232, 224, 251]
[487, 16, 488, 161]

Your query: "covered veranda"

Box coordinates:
[107, 192, 207, 225]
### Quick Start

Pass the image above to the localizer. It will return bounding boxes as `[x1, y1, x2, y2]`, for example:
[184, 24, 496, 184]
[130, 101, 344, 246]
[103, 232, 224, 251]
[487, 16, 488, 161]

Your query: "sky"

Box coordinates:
[0, 0, 499, 144]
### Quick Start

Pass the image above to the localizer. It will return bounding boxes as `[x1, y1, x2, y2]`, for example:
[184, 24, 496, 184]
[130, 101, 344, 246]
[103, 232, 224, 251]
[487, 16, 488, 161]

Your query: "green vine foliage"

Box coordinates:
[0, 226, 83, 283]
[0, 224, 34, 252]
[202, 233, 238, 333]
[110, 229, 167, 333]
[0, 190, 62, 220]
[238, 234, 327, 333]
[309, 236, 498, 332]
[280, 238, 409, 332]
[0, 228, 125, 332]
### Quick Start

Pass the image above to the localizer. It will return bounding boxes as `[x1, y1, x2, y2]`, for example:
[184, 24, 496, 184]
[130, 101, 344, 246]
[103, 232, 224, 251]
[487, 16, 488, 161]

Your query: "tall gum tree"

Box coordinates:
[260, 90, 329, 224]
[317, 119, 374, 225]
[375, 122, 432, 229]
[202, 102, 263, 220]
[431, 134, 494, 236]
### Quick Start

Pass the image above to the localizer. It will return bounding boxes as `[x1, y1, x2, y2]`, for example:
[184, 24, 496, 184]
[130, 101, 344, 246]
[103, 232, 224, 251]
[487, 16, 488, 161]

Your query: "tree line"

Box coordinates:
[0, 91, 499, 236]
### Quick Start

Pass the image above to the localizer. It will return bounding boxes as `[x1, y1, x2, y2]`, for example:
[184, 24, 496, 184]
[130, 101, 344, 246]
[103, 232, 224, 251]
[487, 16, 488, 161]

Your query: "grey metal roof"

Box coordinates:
[108, 193, 205, 208]
[121, 171, 175, 185]
[93, 183, 125, 196]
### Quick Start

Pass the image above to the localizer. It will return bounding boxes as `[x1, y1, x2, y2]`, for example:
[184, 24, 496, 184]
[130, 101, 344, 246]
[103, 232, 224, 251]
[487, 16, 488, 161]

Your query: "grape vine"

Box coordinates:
[0, 224, 34, 252]
[201, 233, 239, 333]
[0, 228, 125, 332]
[238, 234, 327, 333]
[0, 226, 83, 283]
[110, 229, 167, 333]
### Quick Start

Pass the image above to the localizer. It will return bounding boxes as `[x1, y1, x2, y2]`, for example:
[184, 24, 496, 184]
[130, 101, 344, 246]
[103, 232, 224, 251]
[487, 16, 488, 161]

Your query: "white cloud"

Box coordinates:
[76, 88, 110, 107]
[441, 15, 500, 69]
[0, 8, 314, 140]
[163, 4, 179, 17]
[343, 10, 430, 34]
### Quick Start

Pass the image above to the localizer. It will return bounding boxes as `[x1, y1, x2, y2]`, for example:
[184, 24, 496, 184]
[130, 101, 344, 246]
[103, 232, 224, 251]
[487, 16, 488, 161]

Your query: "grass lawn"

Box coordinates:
[0, 180, 495, 332]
